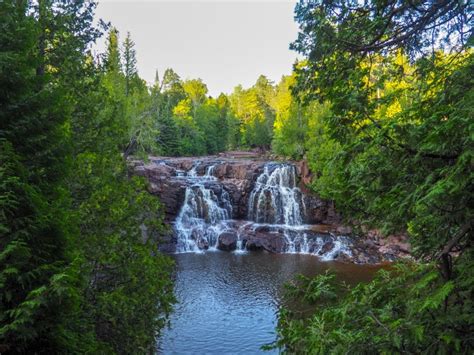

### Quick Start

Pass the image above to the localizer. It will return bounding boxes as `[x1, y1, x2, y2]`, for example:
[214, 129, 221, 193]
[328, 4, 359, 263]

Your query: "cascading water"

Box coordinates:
[172, 161, 351, 260]
[245, 164, 351, 257]
[248, 164, 303, 225]
[247, 164, 305, 252]
[175, 165, 232, 252]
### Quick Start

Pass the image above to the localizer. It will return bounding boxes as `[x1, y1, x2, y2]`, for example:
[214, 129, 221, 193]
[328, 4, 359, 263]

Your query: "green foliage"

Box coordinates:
[68, 152, 174, 353]
[228, 77, 276, 149]
[271, 1, 474, 353]
[67, 24, 175, 353]
[0, 140, 69, 353]
[271, 257, 474, 353]
[123, 31, 138, 96]
[0, 1, 174, 353]
[0, 1, 80, 351]
[105, 28, 122, 74]
[3, 0, 471, 353]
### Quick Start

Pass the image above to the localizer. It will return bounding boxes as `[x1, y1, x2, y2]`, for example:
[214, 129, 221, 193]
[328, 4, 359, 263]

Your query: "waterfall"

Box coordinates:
[187, 164, 198, 177]
[203, 165, 217, 181]
[245, 164, 351, 257]
[248, 164, 303, 225]
[175, 165, 232, 252]
[247, 164, 306, 253]
[172, 161, 351, 260]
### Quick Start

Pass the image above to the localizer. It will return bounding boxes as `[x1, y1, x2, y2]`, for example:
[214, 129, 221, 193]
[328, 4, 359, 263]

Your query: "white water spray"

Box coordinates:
[175, 164, 232, 252]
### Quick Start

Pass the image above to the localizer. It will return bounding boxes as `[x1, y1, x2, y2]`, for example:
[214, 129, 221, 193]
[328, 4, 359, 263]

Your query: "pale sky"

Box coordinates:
[94, 0, 301, 97]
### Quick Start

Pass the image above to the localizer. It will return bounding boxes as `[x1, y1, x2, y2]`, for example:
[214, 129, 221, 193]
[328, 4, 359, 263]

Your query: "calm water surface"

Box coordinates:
[158, 251, 382, 354]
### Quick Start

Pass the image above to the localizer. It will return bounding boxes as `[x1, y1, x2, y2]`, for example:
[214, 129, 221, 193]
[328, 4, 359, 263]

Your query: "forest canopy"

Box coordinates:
[269, 0, 474, 353]
[0, 2, 174, 352]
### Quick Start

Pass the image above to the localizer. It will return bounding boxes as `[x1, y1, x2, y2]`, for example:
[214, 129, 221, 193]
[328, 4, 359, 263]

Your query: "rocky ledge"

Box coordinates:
[130, 156, 410, 264]
[130, 156, 339, 224]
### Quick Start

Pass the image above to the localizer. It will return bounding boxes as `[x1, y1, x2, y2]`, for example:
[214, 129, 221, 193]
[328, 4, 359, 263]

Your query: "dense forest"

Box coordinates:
[1, 0, 473, 354]
[270, 1, 473, 353]
[0, 1, 174, 353]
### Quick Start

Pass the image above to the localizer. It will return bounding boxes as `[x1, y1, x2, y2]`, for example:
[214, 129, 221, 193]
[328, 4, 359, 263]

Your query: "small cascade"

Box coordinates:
[248, 164, 303, 225]
[175, 164, 232, 252]
[247, 164, 305, 253]
[234, 222, 253, 254]
[187, 164, 198, 177]
[203, 165, 217, 181]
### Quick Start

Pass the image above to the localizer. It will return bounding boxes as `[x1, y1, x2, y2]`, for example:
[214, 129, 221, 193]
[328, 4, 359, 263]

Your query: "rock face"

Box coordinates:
[130, 156, 340, 224]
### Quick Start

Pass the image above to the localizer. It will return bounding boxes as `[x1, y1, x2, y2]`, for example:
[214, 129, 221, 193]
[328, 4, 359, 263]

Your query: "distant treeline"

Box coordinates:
[100, 26, 299, 157]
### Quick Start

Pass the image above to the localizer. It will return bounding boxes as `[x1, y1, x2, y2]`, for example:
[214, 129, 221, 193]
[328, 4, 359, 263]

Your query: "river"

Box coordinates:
[158, 251, 382, 354]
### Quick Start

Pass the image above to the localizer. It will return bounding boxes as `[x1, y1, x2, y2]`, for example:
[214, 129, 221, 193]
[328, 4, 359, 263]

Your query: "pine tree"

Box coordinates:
[1, 1, 174, 352]
[0, 0, 95, 351]
[104, 27, 121, 74]
[123, 31, 138, 96]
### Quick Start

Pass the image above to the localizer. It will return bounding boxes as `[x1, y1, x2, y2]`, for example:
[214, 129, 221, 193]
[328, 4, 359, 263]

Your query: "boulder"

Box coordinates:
[245, 231, 287, 253]
[318, 240, 335, 255]
[217, 232, 238, 251]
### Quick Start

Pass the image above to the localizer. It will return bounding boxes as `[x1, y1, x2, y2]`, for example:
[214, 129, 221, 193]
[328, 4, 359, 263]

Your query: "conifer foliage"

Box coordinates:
[1, 0, 472, 353]
[0, 1, 173, 353]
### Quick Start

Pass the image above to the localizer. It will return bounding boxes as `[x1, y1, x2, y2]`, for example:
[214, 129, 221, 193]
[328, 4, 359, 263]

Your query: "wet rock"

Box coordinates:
[334, 253, 353, 263]
[157, 229, 177, 253]
[191, 229, 209, 250]
[318, 241, 335, 255]
[147, 180, 187, 221]
[218, 232, 238, 251]
[335, 225, 353, 235]
[303, 196, 341, 225]
[297, 159, 312, 187]
[245, 231, 287, 253]
[196, 237, 209, 250]
[244, 238, 263, 251]
[254, 225, 271, 233]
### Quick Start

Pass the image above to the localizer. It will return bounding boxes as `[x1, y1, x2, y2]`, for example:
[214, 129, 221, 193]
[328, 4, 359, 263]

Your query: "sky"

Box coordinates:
[94, 0, 301, 97]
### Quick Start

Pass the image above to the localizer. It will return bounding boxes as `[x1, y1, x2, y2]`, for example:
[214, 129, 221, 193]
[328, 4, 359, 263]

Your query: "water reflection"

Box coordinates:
[158, 252, 381, 354]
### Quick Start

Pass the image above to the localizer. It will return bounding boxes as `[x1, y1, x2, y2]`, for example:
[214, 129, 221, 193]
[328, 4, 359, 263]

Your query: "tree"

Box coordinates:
[104, 27, 121, 74]
[272, 75, 309, 159]
[216, 94, 236, 151]
[162, 68, 184, 98]
[272, 1, 474, 352]
[0, 0, 100, 351]
[229, 78, 276, 149]
[1, 1, 175, 352]
[183, 78, 208, 108]
[123, 31, 138, 96]
[149, 72, 180, 155]
[292, 0, 471, 60]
